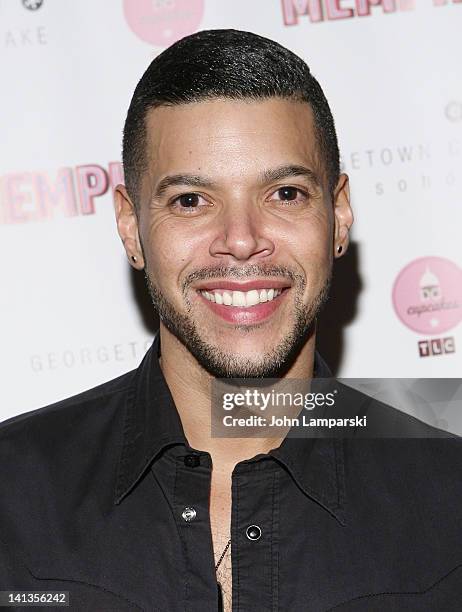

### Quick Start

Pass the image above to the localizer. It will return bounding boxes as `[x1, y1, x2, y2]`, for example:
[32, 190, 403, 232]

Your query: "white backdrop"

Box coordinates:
[1, 0, 461, 421]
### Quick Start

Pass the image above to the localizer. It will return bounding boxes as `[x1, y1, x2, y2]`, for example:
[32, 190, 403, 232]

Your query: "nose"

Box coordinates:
[209, 201, 275, 262]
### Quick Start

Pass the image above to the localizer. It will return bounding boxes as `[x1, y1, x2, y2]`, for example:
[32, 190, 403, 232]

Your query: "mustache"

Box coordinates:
[182, 264, 305, 293]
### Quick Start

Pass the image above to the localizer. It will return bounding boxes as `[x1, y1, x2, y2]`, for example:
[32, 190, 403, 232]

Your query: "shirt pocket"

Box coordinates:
[325, 562, 462, 611]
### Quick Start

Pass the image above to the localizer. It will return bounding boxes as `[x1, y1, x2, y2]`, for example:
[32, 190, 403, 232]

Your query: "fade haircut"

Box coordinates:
[122, 29, 340, 208]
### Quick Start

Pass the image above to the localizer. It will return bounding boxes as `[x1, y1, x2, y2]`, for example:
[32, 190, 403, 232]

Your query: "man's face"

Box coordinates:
[119, 98, 351, 377]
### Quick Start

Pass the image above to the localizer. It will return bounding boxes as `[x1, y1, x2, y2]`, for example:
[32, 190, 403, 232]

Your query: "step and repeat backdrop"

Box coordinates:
[1, 0, 461, 421]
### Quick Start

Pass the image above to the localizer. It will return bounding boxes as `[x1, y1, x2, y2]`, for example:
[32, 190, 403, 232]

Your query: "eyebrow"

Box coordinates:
[260, 164, 321, 189]
[154, 174, 215, 198]
[153, 164, 321, 199]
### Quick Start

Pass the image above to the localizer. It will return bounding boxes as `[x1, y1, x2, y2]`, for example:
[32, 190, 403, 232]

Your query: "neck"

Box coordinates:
[158, 325, 317, 475]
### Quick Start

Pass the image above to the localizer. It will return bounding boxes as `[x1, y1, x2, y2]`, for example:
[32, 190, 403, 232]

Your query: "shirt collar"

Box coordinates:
[114, 331, 346, 525]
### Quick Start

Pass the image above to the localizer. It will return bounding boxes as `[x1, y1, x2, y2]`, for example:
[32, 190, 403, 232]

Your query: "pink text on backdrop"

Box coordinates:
[281, 0, 461, 25]
[0, 163, 124, 224]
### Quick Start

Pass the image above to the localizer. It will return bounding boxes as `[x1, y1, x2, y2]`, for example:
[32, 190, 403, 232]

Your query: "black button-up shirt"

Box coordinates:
[1, 331, 462, 611]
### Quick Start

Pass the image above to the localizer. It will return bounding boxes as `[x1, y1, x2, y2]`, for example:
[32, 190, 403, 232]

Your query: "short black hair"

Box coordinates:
[122, 29, 340, 208]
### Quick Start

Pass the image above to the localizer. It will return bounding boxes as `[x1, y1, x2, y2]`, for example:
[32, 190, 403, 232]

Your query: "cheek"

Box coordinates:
[279, 222, 333, 294]
[280, 215, 332, 262]
[142, 221, 199, 293]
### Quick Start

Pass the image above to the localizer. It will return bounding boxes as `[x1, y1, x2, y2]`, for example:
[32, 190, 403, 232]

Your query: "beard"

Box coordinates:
[144, 263, 331, 379]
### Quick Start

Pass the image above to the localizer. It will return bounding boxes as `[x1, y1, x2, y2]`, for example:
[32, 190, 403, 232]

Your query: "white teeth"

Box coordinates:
[245, 290, 260, 306]
[200, 287, 284, 307]
[232, 291, 246, 306]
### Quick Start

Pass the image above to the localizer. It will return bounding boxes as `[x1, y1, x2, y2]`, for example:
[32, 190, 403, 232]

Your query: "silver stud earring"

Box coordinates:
[337, 245, 343, 254]
[131, 255, 137, 263]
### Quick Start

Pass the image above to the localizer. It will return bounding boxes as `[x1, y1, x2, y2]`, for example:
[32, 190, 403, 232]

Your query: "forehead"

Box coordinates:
[143, 98, 322, 183]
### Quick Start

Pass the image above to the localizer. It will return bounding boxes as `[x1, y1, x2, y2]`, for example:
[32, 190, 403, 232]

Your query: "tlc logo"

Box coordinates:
[418, 337, 456, 358]
[281, 0, 461, 24]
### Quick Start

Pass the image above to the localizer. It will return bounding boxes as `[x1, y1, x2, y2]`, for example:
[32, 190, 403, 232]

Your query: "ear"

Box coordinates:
[333, 173, 354, 259]
[113, 184, 145, 269]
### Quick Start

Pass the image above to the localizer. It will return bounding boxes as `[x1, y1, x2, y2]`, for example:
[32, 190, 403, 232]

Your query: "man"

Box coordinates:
[1, 29, 461, 612]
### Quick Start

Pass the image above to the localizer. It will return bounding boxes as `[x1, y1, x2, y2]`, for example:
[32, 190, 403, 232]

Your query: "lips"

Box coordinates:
[194, 280, 291, 324]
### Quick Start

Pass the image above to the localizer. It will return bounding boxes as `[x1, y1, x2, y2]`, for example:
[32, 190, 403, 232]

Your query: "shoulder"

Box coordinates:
[335, 380, 461, 439]
[0, 368, 137, 454]
[366, 398, 460, 439]
[0, 370, 136, 432]
[335, 381, 462, 479]
[339, 386, 462, 498]
[0, 367, 139, 513]
[0, 368, 139, 576]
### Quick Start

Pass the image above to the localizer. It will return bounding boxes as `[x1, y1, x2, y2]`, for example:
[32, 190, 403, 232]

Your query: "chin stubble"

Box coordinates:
[143, 265, 331, 379]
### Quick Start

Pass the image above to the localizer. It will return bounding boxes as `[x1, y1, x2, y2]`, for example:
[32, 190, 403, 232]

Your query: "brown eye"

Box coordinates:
[178, 193, 200, 208]
[277, 186, 299, 201]
[270, 186, 308, 206]
[169, 192, 211, 215]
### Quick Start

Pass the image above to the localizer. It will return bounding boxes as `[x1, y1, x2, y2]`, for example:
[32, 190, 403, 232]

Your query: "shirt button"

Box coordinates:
[181, 507, 197, 522]
[245, 524, 262, 541]
[184, 454, 200, 467]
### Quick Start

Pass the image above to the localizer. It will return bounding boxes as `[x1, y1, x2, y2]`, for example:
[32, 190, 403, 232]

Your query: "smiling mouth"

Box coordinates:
[198, 287, 286, 307]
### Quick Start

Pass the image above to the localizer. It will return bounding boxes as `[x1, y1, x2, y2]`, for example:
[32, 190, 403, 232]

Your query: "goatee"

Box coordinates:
[144, 264, 331, 378]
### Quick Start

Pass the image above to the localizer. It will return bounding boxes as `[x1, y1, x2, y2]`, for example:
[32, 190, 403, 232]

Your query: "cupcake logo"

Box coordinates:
[392, 257, 462, 335]
[419, 267, 441, 302]
[123, 0, 204, 47]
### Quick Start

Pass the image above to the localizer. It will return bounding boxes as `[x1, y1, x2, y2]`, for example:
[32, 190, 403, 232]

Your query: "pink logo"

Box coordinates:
[392, 257, 462, 335]
[123, 0, 204, 47]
